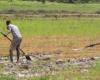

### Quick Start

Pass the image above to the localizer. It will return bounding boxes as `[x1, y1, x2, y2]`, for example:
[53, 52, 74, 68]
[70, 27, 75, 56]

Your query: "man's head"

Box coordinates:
[6, 20, 11, 26]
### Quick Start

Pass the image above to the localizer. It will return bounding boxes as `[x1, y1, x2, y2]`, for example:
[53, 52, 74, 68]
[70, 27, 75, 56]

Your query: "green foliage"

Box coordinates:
[0, 74, 16, 80]
[1, 0, 100, 3]
[30, 60, 100, 80]
[1, 17, 100, 37]
[21, 0, 100, 3]
[90, 60, 100, 77]
[0, 1, 100, 13]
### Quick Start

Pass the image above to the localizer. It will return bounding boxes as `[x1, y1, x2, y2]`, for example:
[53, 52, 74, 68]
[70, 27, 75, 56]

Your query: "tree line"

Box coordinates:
[21, 0, 100, 3]
[8, 0, 100, 4]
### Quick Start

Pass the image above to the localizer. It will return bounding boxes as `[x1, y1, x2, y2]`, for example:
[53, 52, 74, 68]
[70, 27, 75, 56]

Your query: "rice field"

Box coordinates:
[1, 17, 100, 37]
[0, 17, 100, 56]
[0, 1, 100, 79]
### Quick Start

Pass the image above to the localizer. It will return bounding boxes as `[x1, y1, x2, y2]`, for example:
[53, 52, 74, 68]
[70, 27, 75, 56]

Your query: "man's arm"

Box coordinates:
[6, 31, 11, 35]
[4, 26, 11, 37]
[4, 31, 11, 37]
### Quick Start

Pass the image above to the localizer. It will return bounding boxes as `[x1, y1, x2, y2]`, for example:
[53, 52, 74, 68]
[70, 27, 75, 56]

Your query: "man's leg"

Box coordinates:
[16, 46, 20, 63]
[16, 39, 22, 63]
[9, 40, 14, 63]
[9, 49, 13, 62]
[9, 38, 16, 63]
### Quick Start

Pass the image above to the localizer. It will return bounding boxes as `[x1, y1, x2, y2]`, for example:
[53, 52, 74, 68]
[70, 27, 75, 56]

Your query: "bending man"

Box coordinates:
[4, 20, 22, 63]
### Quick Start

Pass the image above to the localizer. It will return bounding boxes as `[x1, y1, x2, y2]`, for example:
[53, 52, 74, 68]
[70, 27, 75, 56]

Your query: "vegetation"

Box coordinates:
[31, 60, 100, 80]
[0, 1, 100, 13]
[0, 60, 99, 80]
[0, 0, 100, 80]
[1, 17, 100, 37]
[0, 74, 16, 80]
[6, 0, 100, 3]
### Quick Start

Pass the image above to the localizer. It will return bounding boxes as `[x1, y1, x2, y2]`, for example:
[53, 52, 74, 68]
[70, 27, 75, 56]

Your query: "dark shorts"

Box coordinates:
[10, 37, 22, 50]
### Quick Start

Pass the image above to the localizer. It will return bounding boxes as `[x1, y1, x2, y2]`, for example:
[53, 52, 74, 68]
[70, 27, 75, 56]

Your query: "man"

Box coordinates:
[4, 20, 22, 63]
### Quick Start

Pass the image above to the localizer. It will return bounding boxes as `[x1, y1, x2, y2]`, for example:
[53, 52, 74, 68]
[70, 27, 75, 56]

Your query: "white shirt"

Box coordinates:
[7, 24, 22, 38]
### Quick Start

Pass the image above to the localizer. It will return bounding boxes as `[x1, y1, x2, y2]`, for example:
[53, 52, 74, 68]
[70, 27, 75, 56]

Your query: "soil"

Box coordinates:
[0, 35, 100, 58]
[0, 35, 100, 78]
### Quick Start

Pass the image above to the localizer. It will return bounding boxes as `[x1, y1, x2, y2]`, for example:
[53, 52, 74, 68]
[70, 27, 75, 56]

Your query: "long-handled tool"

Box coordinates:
[0, 31, 32, 61]
[72, 42, 100, 51]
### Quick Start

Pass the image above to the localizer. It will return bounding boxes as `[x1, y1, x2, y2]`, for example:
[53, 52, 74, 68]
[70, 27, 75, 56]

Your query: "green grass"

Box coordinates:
[0, 74, 16, 80]
[0, 1, 100, 12]
[1, 17, 100, 37]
